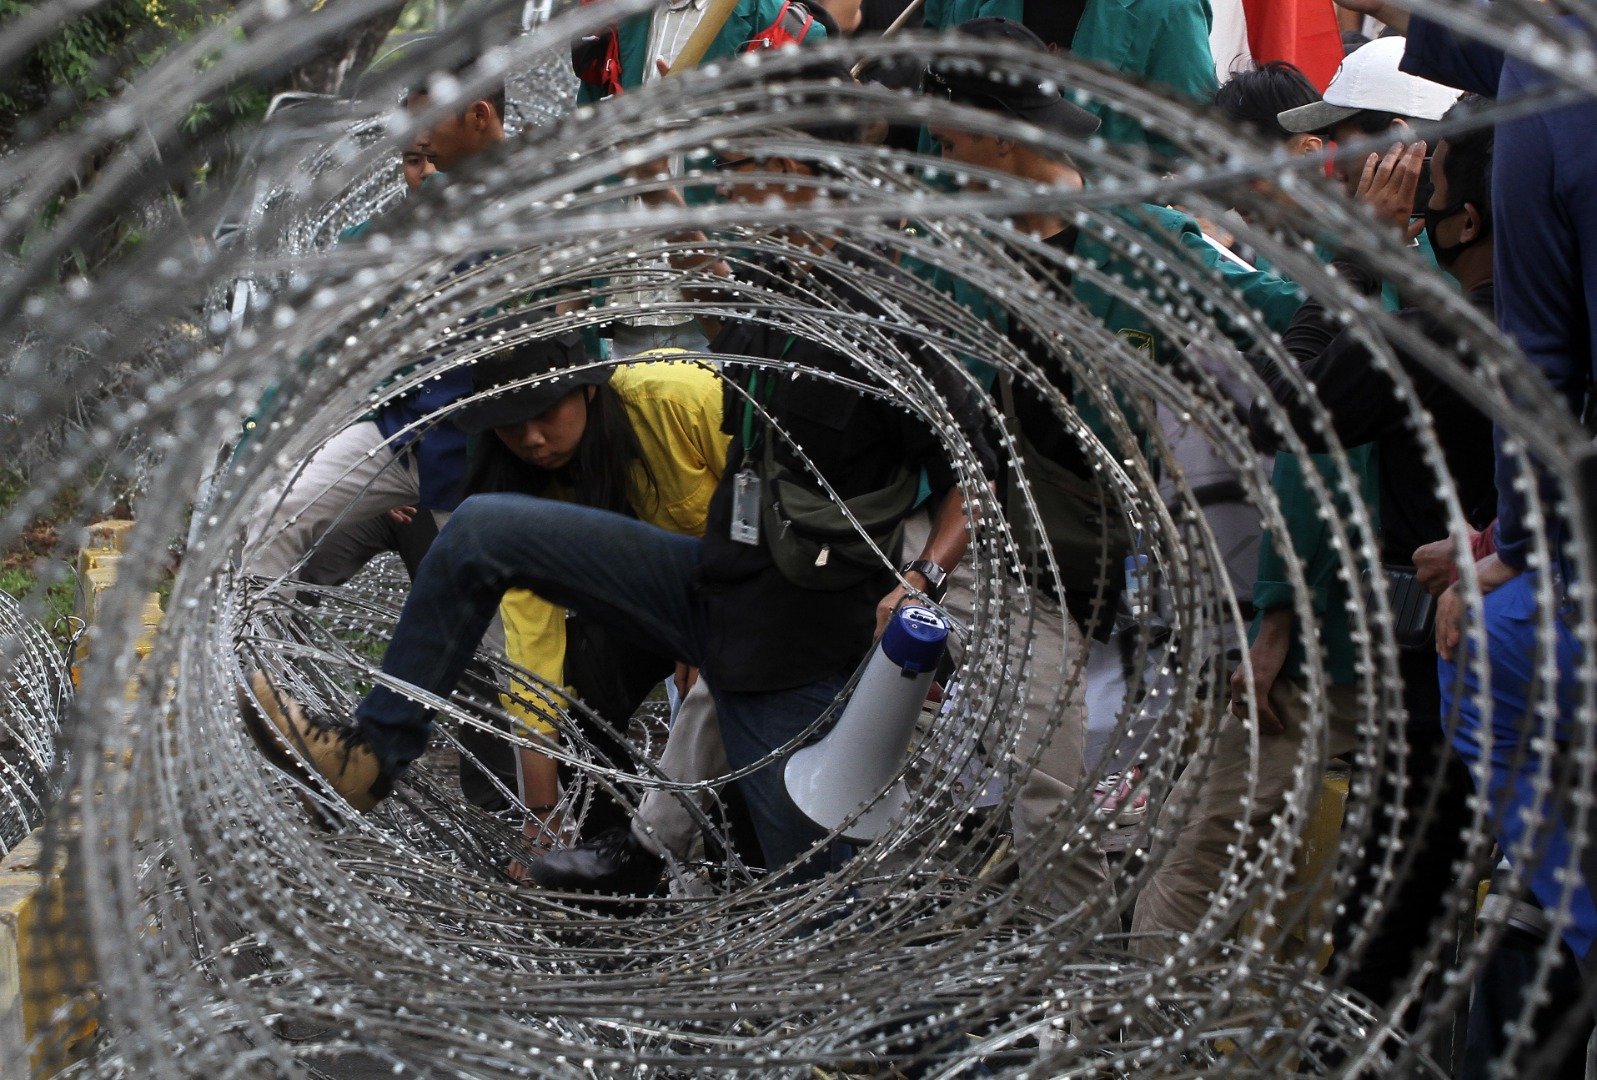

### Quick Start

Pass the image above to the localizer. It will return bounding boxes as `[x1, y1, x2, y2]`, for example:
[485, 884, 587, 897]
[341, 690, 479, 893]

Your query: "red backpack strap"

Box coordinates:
[571, 0, 624, 97]
[746, 0, 817, 53]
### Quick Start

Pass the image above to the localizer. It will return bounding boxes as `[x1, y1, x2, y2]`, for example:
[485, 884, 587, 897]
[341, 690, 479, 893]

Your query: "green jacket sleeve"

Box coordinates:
[924, 0, 1022, 28]
[1172, 220, 1306, 339]
[1124, 206, 1309, 346]
[1252, 444, 1380, 685]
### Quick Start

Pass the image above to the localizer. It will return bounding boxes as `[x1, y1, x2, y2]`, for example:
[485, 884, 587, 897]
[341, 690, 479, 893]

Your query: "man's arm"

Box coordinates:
[1248, 257, 1421, 454]
[1166, 212, 1306, 341]
[1334, 0, 1408, 35]
[1252, 449, 1377, 629]
[1399, 9, 1504, 97]
[874, 483, 972, 636]
[1489, 95, 1589, 571]
[1231, 607, 1293, 736]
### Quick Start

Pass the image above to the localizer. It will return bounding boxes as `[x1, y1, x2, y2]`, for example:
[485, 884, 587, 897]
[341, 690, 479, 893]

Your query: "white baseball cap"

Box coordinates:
[1278, 36, 1464, 134]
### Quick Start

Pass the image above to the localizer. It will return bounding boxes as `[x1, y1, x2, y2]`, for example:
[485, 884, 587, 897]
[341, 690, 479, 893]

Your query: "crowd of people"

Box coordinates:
[234, 0, 1597, 1072]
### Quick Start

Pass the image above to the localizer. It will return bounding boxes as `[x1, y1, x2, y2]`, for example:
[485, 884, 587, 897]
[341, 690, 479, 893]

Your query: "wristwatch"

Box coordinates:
[900, 559, 949, 601]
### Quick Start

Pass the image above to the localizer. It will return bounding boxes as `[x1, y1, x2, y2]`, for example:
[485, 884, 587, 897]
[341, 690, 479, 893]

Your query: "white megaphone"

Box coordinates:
[785, 605, 950, 842]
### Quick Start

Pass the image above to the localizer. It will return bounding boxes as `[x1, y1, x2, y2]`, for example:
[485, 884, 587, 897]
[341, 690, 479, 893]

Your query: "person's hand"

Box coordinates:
[387, 505, 417, 525]
[874, 574, 929, 639]
[673, 662, 699, 699]
[1334, 0, 1409, 33]
[1434, 581, 1467, 662]
[1230, 610, 1292, 735]
[1412, 536, 1461, 597]
[1189, 212, 1235, 250]
[1355, 141, 1427, 240]
[1436, 553, 1521, 661]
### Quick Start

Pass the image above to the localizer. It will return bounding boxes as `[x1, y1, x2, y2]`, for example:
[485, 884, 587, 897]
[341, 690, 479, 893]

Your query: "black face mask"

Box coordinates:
[1421, 201, 1478, 269]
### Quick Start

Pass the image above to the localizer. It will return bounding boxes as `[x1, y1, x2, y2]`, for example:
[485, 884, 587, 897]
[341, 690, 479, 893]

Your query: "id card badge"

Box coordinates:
[730, 467, 762, 546]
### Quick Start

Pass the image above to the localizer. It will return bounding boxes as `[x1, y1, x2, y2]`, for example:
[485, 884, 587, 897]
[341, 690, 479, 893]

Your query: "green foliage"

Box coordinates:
[0, 1, 275, 277]
[0, 565, 76, 637]
[0, 0, 224, 133]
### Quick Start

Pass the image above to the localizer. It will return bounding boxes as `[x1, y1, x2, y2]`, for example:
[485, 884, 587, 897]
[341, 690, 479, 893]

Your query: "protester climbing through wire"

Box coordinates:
[241, 66, 996, 892]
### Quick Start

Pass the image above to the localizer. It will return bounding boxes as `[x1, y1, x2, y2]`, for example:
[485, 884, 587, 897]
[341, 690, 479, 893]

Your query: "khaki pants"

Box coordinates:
[906, 513, 1109, 914]
[1130, 675, 1362, 951]
[1004, 589, 1112, 911]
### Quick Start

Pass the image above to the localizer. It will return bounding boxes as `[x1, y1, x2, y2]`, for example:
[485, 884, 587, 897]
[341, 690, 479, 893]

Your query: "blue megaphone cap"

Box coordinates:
[881, 606, 950, 674]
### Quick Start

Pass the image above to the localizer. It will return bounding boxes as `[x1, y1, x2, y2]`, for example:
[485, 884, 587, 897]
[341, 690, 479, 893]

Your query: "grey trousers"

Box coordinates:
[630, 677, 730, 860]
[243, 420, 446, 583]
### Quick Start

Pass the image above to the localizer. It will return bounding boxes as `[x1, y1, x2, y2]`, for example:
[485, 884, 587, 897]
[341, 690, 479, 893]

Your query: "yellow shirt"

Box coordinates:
[498, 359, 728, 735]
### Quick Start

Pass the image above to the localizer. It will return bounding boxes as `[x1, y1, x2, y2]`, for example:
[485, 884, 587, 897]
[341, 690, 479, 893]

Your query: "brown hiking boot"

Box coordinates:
[240, 670, 391, 812]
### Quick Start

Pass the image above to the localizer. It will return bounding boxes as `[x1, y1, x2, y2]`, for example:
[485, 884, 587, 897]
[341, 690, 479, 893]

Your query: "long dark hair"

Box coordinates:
[464, 382, 660, 517]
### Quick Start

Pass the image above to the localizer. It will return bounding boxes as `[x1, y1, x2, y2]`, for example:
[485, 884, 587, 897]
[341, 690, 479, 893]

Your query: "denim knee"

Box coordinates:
[443, 493, 515, 543]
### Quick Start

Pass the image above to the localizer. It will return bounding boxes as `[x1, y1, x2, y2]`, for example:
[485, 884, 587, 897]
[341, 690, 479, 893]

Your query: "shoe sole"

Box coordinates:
[239, 671, 308, 778]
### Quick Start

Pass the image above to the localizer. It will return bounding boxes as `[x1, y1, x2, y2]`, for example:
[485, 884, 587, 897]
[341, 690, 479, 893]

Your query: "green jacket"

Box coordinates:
[917, 202, 1302, 521]
[1253, 447, 1381, 685]
[923, 0, 1218, 151]
[1071, 205, 1301, 451]
[576, 2, 826, 207]
[941, 203, 1303, 395]
[577, 0, 828, 103]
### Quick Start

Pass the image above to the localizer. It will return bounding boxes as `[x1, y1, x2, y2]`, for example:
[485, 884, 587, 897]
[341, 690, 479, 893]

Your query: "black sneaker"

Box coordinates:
[528, 826, 666, 895]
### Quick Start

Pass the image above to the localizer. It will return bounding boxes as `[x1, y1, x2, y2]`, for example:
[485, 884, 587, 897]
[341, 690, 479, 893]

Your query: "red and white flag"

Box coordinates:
[1211, 0, 1346, 91]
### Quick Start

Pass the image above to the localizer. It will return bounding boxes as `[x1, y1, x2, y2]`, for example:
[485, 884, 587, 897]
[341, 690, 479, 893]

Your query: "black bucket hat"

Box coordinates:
[923, 17, 1102, 138]
[450, 330, 607, 435]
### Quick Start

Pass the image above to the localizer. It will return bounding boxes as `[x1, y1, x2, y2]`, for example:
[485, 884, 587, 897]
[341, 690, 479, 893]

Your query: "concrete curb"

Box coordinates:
[3, 519, 160, 1075]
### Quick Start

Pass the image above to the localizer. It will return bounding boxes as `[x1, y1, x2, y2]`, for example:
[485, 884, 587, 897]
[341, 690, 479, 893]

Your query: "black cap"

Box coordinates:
[450, 331, 606, 435]
[924, 18, 1102, 138]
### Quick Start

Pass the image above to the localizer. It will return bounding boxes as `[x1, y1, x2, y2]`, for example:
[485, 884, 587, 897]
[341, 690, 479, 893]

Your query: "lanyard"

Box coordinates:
[740, 334, 796, 455]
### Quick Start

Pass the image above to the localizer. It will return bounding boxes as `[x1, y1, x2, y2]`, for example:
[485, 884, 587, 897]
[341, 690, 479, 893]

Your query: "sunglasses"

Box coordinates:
[712, 155, 760, 172]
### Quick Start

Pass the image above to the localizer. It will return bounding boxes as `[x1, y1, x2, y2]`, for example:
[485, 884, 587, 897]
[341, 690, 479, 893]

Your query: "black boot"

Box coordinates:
[529, 826, 665, 895]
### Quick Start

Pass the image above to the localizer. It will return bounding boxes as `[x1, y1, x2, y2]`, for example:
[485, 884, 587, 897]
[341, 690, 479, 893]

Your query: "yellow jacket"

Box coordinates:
[500, 360, 728, 736]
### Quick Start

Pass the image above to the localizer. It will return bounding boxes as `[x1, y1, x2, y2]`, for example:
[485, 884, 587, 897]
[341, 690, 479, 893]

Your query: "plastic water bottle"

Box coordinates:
[785, 606, 950, 842]
[1124, 552, 1151, 620]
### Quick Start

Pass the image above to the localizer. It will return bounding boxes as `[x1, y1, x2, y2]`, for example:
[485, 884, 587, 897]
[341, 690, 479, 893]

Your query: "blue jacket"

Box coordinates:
[240, 217, 472, 512]
[1404, 12, 1597, 576]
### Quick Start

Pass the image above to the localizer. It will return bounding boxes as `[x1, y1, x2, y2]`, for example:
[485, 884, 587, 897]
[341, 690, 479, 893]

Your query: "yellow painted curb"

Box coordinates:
[70, 531, 163, 687]
[6, 519, 157, 1073]
[82, 520, 134, 553]
[0, 834, 98, 1077]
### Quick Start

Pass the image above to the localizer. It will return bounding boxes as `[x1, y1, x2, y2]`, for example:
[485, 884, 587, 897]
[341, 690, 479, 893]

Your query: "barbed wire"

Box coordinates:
[4, 0, 1596, 1076]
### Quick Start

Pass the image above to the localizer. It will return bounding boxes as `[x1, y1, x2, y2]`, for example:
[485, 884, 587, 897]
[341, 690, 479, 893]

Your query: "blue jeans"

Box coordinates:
[355, 493, 852, 883]
[1440, 572, 1597, 967]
